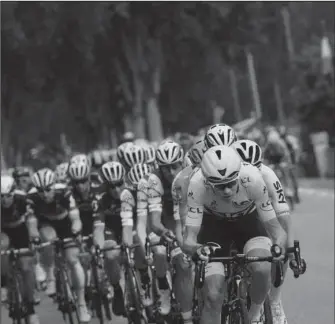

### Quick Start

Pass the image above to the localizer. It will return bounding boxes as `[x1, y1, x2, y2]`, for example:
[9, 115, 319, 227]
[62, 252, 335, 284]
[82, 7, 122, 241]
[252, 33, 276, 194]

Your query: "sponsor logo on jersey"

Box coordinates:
[260, 199, 273, 211]
[188, 190, 194, 198]
[273, 181, 286, 204]
[188, 206, 202, 214]
[263, 185, 267, 194]
[240, 176, 251, 185]
[232, 199, 252, 208]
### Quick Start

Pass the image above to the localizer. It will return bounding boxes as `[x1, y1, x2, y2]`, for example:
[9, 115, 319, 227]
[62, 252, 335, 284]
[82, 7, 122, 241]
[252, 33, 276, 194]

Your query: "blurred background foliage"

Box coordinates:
[1, 2, 334, 166]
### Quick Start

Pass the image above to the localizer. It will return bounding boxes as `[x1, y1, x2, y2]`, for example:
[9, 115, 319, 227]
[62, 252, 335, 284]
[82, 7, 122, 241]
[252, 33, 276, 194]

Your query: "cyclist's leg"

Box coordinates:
[38, 223, 57, 296]
[1, 231, 10, 302]
[103, 229, 125, 316]
[172, 251, 194, 324]
[240, 211, 272, 323]
[197, 214, 228, 324]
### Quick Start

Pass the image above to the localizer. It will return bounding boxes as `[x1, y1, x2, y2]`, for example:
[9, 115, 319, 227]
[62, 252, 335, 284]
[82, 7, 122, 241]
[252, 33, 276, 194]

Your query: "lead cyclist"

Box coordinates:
[183, 146, 287, 324]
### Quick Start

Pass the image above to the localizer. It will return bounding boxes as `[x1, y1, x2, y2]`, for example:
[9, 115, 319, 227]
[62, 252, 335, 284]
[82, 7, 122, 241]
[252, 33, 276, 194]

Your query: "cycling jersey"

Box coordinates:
[171, 165, 198, 227]
[147, 169, 174, 231]
[120, 184, 138, 228]
[185, 162, 277, 225]
[27, 183, 76, 221]
[259, 164, 290, 217]
[71, 184, 98, 236]
[1, 190, 29, 229]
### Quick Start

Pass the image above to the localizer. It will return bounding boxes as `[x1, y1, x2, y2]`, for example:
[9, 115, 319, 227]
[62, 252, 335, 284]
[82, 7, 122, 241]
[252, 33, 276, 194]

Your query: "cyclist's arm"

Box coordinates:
[67, 194, 82, 233]
[171, 176, 183, 245]
[92, 197, 105, 249]
[120, 189, 135, 246]
[136, 179, 149, 248]
[261, 165, 293, 248]
[25, 199, 39, 238]
[246, 171, 287, 248]
[147, 174, 166, 236]
[183, 175, 204, 255]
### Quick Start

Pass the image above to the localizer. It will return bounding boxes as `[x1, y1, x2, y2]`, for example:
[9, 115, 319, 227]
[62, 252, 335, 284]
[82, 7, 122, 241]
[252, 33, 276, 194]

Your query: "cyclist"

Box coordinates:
[121, 163, 153, 306]
[123, 143, 147, 172]
[116, 142, 134, 167]
[143, 143, 157, 171]
[1, 175, 40, 324]
[278, 126, 301, 203]
[55, 162, 70, 185]
[27, 168, 91, 322]
[183, 146, 287, 324]
[92, 161, 127, 316]
[204, 123, 237, 148]
[232, 139, 293, 324]
[12, 166, 34, 193]
[147, 139, 184, 315]
[170, 138, 206, 324]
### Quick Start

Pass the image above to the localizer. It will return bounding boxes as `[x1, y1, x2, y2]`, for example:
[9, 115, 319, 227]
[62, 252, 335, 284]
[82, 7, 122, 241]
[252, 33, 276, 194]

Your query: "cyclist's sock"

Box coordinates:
[1, 275, 7, 287]
[249, 302, 263, 321]
[157, 276, 169, 290]
[182, 310, 192, 323]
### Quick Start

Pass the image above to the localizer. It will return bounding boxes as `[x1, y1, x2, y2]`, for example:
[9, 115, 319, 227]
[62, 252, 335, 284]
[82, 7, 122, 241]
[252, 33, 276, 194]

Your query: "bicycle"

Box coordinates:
[78, 235, 113, 324]
[145, 237, 184, 324]
[1, 243, 49, 324]
[192, 240, 306, 324]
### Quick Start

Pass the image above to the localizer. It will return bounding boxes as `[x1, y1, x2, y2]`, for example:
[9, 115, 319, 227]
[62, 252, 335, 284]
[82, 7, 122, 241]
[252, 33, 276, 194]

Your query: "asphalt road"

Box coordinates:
[1, 178, 334, 324]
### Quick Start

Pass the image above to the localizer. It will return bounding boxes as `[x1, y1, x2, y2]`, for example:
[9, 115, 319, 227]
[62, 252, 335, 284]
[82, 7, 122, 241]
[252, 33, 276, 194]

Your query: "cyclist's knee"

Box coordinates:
[39, 225, 57, 242]
[65, 246, 80, 265]
[203, 271, 225, 308]
[0, 232, 10, 251]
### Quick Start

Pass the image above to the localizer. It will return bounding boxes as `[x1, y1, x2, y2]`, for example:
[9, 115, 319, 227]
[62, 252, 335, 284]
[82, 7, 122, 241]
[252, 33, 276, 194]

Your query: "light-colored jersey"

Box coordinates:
[171, 165, 197, 225]
[120, 188, 136, 228]
[259, 164, 290, 217]
[185, 163, 277, 227]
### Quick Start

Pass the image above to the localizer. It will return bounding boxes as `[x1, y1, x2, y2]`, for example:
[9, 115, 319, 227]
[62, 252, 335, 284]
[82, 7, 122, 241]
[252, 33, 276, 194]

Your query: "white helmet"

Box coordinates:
[128, 163, 151, 186]
[70, 154, 91, 166]
[144, 144, 156, 164]
[123, 144, 146, 168]
[201, 146, 241, 184]
[204, 124, 237, 148]
[188, 138, 207, 166]
[117, 142, 133, 163]
[156, 140, 184, 166]
[100, 161, 125, 184]
[55, 162, 69, 183]
[32, 168, 55, 189]
[232, 140, 263, 168]
[68, 160, 91, 180]
[1, 175, 16, 194]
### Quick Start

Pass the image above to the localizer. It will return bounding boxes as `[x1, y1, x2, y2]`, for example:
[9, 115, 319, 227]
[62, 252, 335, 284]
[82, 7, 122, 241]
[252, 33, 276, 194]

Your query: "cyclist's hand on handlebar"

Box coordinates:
[196, 245, 212, 263]
[271, 244, 286, 261]
[162, 229, 176, 244]
[29, 236, 41, 251]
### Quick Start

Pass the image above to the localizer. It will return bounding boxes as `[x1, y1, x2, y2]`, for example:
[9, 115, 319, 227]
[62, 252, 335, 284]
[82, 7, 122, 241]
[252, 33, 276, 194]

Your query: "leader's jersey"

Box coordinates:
[259, 164, 290, 217]
[185, 162, 277, 227]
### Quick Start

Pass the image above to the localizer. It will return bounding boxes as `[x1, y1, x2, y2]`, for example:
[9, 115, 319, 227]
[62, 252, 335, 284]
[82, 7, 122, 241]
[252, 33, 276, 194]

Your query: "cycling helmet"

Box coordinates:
[144, 144, 156, 164]
[1, 175, 16, 194]
[70, 154, 91, 166]
[204, 124, 237, 148]
[117, 142, 133, 163]
[188, 138, 207, 166]
[68, 160, 91, 180]
[100, 161, 125, 184]
[128, 163, 151, 186]
[156, 140, 184, 166]
[32, 168, 55, 189]
[55, 162, 69, 183]
[201, 146, 241, 184]
[232, 140, 263, 168]
[12, 166, 32, 180]
[123, 144, 146, 168]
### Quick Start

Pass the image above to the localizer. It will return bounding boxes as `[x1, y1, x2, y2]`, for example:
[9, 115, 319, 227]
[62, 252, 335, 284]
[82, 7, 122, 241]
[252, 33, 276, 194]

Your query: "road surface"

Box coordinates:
[1, 178, 334, 324]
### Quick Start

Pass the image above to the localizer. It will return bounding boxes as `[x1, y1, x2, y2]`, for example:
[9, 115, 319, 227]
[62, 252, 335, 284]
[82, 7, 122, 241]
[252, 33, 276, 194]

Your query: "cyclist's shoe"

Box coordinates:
[35, 263, 46, 283]
[1, 287, 8, 303]
[78, 304, 91, 322]
[112, 285, 126, 316]
[33, 289, 41, 305]
[28, 314, 40, 324]
[45, 279, 56, 297]
[271, 301, 288, 324]
[158, 289, 171, 315]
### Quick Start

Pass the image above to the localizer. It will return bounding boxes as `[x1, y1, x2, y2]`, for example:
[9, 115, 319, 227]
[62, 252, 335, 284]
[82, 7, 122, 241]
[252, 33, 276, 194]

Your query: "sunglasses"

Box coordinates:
[107, 180, 124, 188]
[210, 179, 238, 191]
[37, 186, 53, 193]
[1, 193, 14, 199]
[161, 162, 182, 171]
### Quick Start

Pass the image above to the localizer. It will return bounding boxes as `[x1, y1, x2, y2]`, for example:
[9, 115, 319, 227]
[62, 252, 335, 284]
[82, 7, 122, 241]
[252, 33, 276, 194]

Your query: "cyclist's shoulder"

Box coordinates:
[147, 171, 163, 192]
[239, 162, 264, 190]
[137, 177, 149, 192]
[120, 188, 135, 204]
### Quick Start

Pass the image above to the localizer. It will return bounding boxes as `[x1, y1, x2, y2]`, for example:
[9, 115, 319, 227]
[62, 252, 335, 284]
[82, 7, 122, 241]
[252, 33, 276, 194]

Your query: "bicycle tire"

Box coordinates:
[91, 261, 104, 324]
